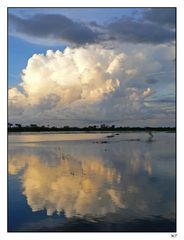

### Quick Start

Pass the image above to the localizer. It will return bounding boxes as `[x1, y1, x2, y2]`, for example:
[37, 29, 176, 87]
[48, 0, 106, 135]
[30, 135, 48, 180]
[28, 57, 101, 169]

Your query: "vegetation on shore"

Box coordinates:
[8, 123, 176, 132]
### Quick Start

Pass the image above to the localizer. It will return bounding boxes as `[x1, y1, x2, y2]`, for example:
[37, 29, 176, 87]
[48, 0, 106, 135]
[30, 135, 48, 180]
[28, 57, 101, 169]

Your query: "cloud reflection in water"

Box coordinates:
[8, 133, 175, 224]
[9, 152, 124, 218]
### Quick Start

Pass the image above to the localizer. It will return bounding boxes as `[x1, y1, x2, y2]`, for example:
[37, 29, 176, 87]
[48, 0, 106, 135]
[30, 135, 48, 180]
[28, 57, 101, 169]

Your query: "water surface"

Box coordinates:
[8, 132, 176, 232]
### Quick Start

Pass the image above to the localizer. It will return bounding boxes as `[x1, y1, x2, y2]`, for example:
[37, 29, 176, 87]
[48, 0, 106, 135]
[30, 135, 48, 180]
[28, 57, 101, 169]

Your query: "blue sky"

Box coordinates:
[8, 8, 176, 127]
[8, 36, 66, 87]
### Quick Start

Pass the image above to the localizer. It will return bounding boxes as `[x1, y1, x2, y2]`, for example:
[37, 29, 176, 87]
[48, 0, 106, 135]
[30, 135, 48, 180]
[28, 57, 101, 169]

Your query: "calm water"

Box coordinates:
[8, 132, 176, 232]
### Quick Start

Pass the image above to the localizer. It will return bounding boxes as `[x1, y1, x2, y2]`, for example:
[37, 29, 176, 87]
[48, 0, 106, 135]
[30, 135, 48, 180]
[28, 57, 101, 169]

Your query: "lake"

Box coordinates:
[8, 132, 176, 232]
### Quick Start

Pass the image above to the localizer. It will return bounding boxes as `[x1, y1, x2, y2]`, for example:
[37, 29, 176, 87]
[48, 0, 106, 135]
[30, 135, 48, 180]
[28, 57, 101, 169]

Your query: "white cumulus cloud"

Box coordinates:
[8, 44, 175, 126]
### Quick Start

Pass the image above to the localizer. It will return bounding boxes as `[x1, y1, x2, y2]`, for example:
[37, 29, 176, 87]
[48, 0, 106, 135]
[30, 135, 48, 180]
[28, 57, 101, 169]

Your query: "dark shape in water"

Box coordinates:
[94, 141, 109, 144]
[128, 138, 141, 142]
[148, 131, 154, 142]
[106, 135, 115, 138]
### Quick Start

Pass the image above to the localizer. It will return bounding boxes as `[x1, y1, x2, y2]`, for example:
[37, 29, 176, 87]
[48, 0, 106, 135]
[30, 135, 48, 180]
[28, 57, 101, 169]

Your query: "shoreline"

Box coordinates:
[8, 129, 176, 134]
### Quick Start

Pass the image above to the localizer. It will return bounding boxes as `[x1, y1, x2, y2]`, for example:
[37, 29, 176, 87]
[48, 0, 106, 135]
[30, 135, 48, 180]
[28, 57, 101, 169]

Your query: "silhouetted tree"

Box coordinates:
[30, 124, 38, 128]
[100, 124, 106, 129]
[63, 126, 70, 130]
[15, 123, 22, 128]
[8, 123, 13, 128]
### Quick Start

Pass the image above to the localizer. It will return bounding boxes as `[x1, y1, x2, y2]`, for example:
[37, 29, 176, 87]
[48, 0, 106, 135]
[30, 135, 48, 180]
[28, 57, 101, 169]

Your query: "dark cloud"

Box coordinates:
[107, 16, 175, 44]
[145, 78, 159, 84]
[143, 8, 176, 28]
[9, 8, 176, 46]
[146, 96, 175, 104]
[9, 14, 100, 45]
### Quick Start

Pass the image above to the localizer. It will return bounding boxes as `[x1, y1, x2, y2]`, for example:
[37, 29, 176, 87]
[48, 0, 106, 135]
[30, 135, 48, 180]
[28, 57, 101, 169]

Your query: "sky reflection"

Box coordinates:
[8, 133, 175, 224]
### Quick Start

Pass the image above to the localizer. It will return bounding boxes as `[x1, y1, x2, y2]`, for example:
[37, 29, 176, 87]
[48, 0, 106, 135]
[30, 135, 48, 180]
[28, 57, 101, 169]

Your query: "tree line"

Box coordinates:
[8, 123, 176, 132]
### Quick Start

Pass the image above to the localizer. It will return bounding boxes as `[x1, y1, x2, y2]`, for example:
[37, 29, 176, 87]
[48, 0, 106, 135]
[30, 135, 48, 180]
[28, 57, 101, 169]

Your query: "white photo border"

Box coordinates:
[1, 0, 183, 239]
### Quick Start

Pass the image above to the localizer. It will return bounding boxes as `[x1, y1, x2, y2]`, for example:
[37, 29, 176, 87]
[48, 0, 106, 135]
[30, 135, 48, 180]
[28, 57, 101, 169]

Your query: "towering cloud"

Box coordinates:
[9, 46, 121, 107]
[8, 43, 175, 126]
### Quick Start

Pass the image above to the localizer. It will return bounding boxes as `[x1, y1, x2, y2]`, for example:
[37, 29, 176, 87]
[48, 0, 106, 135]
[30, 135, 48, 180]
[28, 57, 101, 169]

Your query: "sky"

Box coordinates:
[8, 8, 176, 127]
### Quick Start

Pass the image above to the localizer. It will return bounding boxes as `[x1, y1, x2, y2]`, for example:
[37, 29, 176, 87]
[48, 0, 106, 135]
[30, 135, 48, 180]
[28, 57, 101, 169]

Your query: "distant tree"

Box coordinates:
[88, 125, 93, 130]
[100, 124, 106, 129]
[15, 123, 22, 128]
[63, 126, 70, 130]
[8, 123, 13, 128]
[30, 124, 38, 128]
